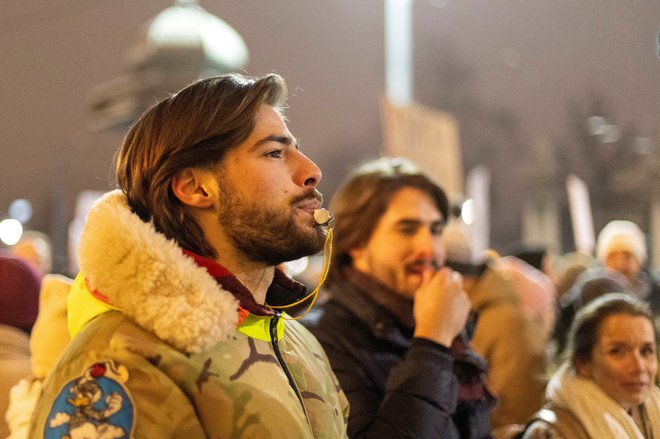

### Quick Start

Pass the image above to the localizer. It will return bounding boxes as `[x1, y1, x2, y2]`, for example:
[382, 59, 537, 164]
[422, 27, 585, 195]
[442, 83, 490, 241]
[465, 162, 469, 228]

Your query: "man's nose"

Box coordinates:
[293, 149, 322, 187]
[414, 228, 437, 256]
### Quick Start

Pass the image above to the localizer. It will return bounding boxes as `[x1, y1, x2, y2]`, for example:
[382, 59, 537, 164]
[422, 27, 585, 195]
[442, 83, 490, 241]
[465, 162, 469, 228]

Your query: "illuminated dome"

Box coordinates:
[128, 0, 248, 73]
[89, 0, 249, 130]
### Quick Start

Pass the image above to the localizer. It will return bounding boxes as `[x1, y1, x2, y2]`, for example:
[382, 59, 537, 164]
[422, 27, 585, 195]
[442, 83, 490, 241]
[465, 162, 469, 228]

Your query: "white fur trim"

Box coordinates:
[78, 190, 238, 353]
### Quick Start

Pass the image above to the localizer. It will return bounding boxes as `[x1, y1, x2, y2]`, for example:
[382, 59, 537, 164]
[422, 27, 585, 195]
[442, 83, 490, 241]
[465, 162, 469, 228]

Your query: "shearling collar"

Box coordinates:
[77, 190, 306, 354]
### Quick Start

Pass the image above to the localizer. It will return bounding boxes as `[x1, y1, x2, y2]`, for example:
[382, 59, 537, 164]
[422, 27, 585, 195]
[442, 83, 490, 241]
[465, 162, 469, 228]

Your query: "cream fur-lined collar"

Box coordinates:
[77, 190, 239, 354]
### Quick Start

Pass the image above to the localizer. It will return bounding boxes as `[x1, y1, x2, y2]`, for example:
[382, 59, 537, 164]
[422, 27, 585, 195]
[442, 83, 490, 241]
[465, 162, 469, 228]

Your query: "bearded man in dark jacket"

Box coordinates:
[304, 157, 495, 439]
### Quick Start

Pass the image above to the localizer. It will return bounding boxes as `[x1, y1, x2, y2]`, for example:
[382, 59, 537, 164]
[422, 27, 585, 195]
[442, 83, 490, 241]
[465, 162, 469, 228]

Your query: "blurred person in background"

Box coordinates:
[552, 251, 594, 303]
[493, 256, 557, 342]
[552, 267, 631, 359]
[595, 220, 660, 314]
[5, 274, 72, 438]
[442, 222, 550, 431]
[9, 230, 52, 277]
[506, 242, 560, 289]
[522, 293, 660, 438]
[306, 157, 495, 439]
[0, 254, 40, 438]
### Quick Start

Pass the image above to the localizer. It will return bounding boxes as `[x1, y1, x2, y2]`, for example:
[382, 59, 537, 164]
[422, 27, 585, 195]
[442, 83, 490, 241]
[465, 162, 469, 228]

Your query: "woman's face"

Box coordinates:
[577, 313, 657, 411]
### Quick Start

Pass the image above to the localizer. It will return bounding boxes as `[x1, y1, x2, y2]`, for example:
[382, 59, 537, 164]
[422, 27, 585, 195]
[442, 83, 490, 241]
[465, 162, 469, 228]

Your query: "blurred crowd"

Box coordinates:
[2, 183, 660, 438]
[1, 158, 659, 438]
[2, 184, 659, 439]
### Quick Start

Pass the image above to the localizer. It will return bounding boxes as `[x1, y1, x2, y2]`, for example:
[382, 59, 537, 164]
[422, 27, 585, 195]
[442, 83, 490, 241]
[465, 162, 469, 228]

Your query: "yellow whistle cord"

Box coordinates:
[269, 227, 333, 320]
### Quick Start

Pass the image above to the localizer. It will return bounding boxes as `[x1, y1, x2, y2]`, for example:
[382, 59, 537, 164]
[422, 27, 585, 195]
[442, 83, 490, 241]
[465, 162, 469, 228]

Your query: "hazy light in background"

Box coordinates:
[587, 116, 606, 134]
[8, 198, 33, 223]
[461, 199, 475, 225]
[429, 0, 449, 7]
[68, 190, 104, 274]
[385, 0, 412, 105]
[598, 125, 621, 143]
[586, 116, 621, 144]
[0, 218, 24, 245]
[634, 137, 653, 154]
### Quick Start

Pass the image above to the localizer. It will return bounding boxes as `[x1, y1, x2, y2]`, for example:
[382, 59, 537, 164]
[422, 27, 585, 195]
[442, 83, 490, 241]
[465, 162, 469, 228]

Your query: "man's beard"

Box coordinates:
[216, 179, 326, 266]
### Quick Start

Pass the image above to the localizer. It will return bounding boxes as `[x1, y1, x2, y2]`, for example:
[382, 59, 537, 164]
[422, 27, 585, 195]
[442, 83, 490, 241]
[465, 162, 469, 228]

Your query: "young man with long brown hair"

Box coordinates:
[30, 73, 348, 438]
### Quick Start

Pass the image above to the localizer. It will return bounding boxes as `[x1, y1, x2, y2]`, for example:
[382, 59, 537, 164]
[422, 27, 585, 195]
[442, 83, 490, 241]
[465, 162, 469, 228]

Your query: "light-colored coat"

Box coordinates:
[469, 268, 548, 428]
[29, 190, 348, 438]
[0, 325, 30, 438]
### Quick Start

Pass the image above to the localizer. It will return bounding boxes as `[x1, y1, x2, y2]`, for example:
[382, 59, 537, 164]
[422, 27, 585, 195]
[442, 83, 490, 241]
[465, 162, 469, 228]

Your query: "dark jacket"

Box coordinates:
[304, 268, 495, 439]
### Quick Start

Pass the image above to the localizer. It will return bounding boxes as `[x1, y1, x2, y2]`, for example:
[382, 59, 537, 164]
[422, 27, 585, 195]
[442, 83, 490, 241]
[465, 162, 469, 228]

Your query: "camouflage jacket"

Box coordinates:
[28, 190, 348, 438]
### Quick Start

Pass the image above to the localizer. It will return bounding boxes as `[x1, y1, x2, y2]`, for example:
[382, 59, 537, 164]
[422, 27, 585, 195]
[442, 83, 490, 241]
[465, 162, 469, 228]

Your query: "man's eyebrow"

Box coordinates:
[252, 134, 295, 150]
[394, 219, 445, 227]
[394, 219, 423, 227]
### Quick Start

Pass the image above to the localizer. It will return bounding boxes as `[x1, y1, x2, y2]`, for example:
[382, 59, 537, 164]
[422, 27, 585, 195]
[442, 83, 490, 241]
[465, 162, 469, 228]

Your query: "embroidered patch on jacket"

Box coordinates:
[45, 361, 135, 438]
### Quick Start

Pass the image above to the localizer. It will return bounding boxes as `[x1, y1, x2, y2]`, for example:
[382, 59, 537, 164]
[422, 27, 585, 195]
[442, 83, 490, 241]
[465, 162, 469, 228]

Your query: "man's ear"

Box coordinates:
[171, 168, 214, 208]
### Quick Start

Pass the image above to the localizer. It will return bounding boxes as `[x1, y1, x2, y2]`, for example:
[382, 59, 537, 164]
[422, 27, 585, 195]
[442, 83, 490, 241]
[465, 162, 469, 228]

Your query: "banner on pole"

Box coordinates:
[566, 173, 595, 255]
[381, 98, 464, 197]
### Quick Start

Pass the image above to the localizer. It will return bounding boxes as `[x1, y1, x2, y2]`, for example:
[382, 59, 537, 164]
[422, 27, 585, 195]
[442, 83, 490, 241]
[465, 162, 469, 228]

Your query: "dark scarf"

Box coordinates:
[341, 267, 497, 414]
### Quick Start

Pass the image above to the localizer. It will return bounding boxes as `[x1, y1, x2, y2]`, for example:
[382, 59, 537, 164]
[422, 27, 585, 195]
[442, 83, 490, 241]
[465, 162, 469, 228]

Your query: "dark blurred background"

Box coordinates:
[1, 0, 659, 274]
